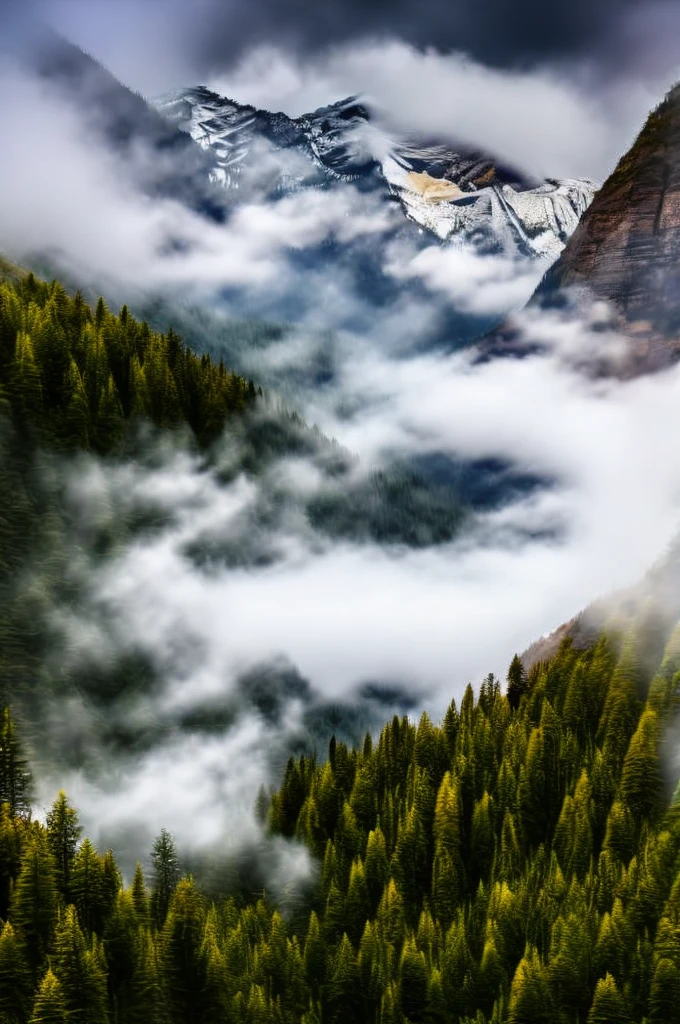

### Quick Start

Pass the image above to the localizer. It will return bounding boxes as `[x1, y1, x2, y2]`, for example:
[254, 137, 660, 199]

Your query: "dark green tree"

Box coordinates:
[150, 830, 180, 928]
[28, 969, 67, 1024]
[53, 905, 109, 1024]
[0, 920, 31, 1023]
[161, 878, 207, 1024]
[507, 654, 529, 711]
[10, 831, 58, 979]
[46, 791, 81, 898]
[587, 973, 632, 1024]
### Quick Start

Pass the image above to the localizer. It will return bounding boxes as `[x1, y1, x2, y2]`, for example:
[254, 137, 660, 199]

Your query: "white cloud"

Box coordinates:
[385, 241, 548, 316]
[0, 60, 397, 302]
[33, 305, 680, 867]
[209, 41, 665, 180]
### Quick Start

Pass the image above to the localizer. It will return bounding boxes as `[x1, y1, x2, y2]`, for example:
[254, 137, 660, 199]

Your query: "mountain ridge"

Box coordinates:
[153, 85, 597, 258]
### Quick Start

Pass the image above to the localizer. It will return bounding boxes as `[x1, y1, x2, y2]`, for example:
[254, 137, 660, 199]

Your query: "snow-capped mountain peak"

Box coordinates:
[153, 87, 597, 259]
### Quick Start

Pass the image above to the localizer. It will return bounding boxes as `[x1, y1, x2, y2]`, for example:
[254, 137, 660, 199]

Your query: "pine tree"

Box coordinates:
[649, 957, 680, 1023]
[597, 640, 642, 768]
[345, 858, 370, 944]
[10, 333, 43, 424]
[587, 973, 632, 1024]
[470, 792, 495, 884]
[129, 928, 168, 1024]
[364, 828, 388, 913]
[603, 801, 635, 864]
[507, 655, 528, 711]
[620, 708, 663, 822]
[303, 911, 327, 996]
[10, 831, 58, 978]
[0, 801, 24, 919]
[131, 863, 149, 923]
[93, 374, 123, 452]
[61, 359, 90, 447]
[350, 763, 377, 835]
[399, 936, 428, 1024]
[28, 969, 67, 1024]
[326, 934, 360, 1024]
[53, 905, 109, 1024]
[324, 879, 346, 944]
[376, 879, 405, 950]
[479, 937, 506, 1015]
[358, 921, 382, 1010]
[442, 913, 473, 1019]
[104, 890, 139, 1023]
[70, 839, 108, 936]
[200, 907, 229, 1024]
[0, 920, 31, 1023]
[547, 912, 592, 1021]
[46, 791, 81, 897]
[161, 877, 207, 1024]
[427, 966, 448, 1024]
[508, 946, 553, 1024]
[151, 830, 180, 928]
[432, 845, 462, 929]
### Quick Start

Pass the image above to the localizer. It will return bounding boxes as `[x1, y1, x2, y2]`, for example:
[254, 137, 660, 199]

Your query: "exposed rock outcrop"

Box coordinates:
[534, 84, 680, 371]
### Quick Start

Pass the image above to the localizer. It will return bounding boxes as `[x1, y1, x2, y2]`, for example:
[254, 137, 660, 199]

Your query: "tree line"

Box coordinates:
[0, 272, 258, 453]
[0, 625, 679, 1022]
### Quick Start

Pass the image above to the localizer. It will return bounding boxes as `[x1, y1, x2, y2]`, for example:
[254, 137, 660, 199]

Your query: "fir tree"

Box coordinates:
[0, 920, 31, 1023]
[10, 831, 58, 978]
[161, 878, 207, 1024]
[587, 973, 632, 1024]
[53, 905, 109, 1024]
[507, 655, 528, 711]
[28, 969, 67, 1024]
[150, 829, 180, 928]
[46, 791, 81, 898]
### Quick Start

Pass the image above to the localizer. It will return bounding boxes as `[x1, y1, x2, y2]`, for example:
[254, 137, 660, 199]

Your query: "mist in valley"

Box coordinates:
[2, 25, 680, 892]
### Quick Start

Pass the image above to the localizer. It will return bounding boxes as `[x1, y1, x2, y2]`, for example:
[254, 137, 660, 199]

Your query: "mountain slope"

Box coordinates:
[535, 83, 680, 370]
[154, 86, 596, 258]
[1, 614, 678, 1024]
[20, 30, 227, 219]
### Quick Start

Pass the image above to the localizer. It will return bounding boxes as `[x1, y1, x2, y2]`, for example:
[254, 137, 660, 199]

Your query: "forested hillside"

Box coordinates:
[0, 627, 679, 1023]
[0, 268, 258, 717]
[0, 271, 257, 451]
[0, 261, 469, 800]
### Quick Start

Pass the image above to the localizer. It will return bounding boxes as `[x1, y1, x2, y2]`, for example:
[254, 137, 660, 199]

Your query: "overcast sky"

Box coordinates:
[0, 0, 667, 186]
[26, 0, 680, 93]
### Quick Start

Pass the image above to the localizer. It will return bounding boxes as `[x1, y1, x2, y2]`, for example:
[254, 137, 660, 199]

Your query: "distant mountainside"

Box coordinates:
[19, 30, 227, 219]
[154, 85, 596, 258]
[522, 536, 680, 689]
[534, 83, 680, 371]
[15, 31, 597, 263]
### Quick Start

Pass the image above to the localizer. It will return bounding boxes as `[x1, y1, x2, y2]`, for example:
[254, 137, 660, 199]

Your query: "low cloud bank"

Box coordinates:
[30, 313, 680, 872]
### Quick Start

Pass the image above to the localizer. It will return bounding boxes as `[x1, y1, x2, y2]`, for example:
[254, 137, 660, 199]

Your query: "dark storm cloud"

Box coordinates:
[5, 0, 680, 96]
[187, 0, 602, 66]
[172, 0, 680, 80]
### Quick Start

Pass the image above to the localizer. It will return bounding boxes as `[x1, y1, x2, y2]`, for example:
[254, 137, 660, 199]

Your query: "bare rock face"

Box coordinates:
[537, 83, 680, 370]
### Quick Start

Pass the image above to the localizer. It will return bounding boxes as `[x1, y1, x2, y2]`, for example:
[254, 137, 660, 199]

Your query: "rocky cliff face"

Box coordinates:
[537, 83, 680, 370]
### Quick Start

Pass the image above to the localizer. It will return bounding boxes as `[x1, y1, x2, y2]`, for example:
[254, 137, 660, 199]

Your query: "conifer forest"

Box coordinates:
[3, 8, 680, 1024]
